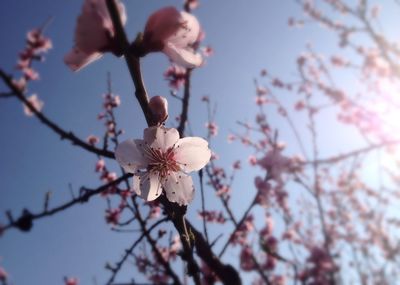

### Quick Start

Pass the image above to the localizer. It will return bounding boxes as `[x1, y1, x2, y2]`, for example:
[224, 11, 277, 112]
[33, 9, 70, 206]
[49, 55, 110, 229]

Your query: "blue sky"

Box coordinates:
[1, 0, 398, 284]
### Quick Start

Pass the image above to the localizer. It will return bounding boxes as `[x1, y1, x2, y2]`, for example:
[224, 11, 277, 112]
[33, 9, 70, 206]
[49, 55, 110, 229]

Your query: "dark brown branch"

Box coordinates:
[2, 174, 131, 233]
[177, 70, 191, 137]
[0, 69, 114, 159]
[105, 0, 154, 126]
[131, 198, 182, 285]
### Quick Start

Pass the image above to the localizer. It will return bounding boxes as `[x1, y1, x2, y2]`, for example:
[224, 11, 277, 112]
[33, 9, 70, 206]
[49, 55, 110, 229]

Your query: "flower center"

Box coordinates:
[147, 146, 181, 178]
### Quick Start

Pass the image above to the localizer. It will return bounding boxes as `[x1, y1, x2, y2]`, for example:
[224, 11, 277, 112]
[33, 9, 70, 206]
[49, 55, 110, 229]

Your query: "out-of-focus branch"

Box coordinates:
[131, 198, 182, 285]
[2, 174, 131, 234]
[106, 217, 168, 285]
[0, 69, 114, 159]
[307, 140, 400, 165]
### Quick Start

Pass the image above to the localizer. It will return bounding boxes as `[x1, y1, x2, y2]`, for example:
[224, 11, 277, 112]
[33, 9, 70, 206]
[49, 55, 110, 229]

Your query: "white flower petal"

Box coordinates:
[167, 11, 200, 49]
[115, 139, 149, 172]
[162, 172, 194, 205]
[132, 172, 162, 201]
[163, 42, 203, 68]
[64, 48, 103, 72]
[174, 137, 211, 172]
[143, 126, 180, 151]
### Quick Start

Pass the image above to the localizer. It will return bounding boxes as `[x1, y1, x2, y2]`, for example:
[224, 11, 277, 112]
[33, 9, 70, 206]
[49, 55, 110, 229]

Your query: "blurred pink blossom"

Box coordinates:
[164, 65, 186, 90]
[87, 135, 100, 145]
[23, 94, 44, 116]
[64, 0, 127, 71]
[142, 6, 202, 68]
[64, 277, 79, 285]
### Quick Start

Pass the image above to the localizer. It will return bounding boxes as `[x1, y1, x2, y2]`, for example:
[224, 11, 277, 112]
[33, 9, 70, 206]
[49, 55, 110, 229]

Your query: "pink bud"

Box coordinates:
[149, 96, 169, 124]
[64, 277, 79, 285]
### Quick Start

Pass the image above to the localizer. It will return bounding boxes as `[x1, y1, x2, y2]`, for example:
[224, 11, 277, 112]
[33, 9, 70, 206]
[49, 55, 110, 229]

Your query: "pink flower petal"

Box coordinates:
[115, 139, 149, 172]
[64, 48, 102, 72]
[174, 137, 211, 172]
[143, 6, 182, 52]
[132, 172, 162, 201]
[162, 172, 194, 205]
[166, 11, 200, 49]
[65, 0, 126, 71]
[163, 42, 202, 68]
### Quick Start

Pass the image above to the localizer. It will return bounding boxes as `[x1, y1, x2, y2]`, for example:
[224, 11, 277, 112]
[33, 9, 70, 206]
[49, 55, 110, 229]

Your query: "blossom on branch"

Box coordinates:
[142, 6, 202, 68]
[64, 0, 127, 71]
[115, 126, 211, 205]
[164, 65, 186, 90]
[23, 94, 44, 116]
[149, 96, 169, 124]
[64, 277, 79, 285]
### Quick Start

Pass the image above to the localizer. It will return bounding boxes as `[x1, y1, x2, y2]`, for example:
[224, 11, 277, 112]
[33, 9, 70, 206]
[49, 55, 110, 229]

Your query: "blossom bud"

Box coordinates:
[149, 96, 168, 124]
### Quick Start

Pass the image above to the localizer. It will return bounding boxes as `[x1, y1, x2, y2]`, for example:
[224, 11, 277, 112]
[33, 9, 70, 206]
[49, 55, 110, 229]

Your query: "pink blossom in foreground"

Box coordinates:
[142, 6, 202, 68]
[64, 277, 79, 285]
[64, 0, 127, 71]
[115, 126, 211, 205]
[149, 96, 169, 124]
[23, 94, 44, 116]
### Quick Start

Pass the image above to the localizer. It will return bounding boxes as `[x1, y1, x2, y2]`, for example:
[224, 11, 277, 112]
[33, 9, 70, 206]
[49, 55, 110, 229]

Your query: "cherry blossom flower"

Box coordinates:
[86, 135, 100, 145]
[142, 6, 202, 68]
[64, 0, 127, 71]
[201, 46, 214, 57]
[64, 277, 79, 285]
[205, 122, 218, 136]
[240, 246, 257, 271]
[164, 65, 187, 90]
[115, 126, 211, 205]
[257, 148, 295, 183]
[149, 96, 169, 124]
[95, 159, 106, 172]
[105, 208, 121, 225]
[198, 210, 226, 224]
[184, 0, 199, 11]
[23, 94, 44, 116]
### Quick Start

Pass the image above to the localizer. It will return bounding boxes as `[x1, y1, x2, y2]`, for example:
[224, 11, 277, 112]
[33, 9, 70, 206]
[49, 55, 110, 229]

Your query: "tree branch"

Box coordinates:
[0, 69, 114, 159]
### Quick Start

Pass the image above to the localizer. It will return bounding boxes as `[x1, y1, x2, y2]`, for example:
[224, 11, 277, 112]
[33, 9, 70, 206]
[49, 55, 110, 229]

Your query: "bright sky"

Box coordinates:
[1, 0, 399, 284]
